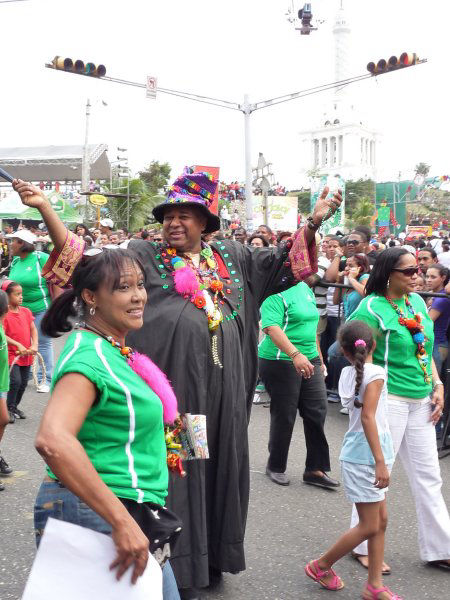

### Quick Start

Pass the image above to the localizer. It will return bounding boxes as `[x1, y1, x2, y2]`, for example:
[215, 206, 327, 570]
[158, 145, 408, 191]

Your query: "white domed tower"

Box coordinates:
[300, 0, 378, 181]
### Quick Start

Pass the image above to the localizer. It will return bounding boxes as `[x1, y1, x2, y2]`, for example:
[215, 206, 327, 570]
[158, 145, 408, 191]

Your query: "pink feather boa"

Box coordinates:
[174, 265, 199, 295]
[127, 351, 178, 424]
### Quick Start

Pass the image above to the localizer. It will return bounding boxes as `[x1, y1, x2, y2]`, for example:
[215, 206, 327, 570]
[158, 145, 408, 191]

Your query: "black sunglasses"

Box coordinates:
[392, 267, 419, 277]
[346, 239, 361, 245]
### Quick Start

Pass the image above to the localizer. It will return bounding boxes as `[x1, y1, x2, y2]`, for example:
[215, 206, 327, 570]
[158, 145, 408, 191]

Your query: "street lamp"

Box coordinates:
[82, 98, 108, 193]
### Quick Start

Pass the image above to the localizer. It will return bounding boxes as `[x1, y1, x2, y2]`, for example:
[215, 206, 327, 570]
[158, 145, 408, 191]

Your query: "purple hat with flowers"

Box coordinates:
[152, 166, 220, 233]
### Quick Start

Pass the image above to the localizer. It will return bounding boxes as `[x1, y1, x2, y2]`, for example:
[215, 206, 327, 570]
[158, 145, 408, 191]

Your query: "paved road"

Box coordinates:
[1, 337, 449, 599]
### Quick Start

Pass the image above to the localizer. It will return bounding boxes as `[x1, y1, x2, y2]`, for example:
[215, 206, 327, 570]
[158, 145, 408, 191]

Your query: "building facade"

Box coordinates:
[300, 1, 378, 181]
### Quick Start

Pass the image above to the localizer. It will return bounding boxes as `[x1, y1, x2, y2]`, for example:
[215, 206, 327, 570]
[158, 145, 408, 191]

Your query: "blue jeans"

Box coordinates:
[34, 481, 180, 600]
[32, 310, 54, 385]
[433, 342, 448, 378]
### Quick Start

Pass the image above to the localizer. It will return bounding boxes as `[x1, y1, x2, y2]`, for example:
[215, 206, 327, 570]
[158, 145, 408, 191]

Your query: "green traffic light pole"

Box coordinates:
[45, 56, 427, 232]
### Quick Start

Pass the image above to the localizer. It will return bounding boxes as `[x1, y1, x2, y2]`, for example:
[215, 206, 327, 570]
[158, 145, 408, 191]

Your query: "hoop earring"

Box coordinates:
[89, 307, 96, 316]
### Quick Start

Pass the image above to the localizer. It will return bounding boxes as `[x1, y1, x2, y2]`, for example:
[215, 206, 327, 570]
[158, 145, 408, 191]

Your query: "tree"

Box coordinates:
[106, 178, 161, 231]
[345, 179, 376, 219]
[414, 162, 431, 178]
[288, 190, 311, 215]
[138, 161, 172, 196]
[346, 196, 375, 229]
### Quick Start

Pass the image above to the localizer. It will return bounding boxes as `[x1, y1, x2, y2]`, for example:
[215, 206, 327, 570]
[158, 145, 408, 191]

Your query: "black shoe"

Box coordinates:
[0, 455, 13, 475]
[14, 408, 26, 419]
[265, 467, 290, 486]
[8, 411, 15, 424]
[303, 471, 340, 489]
[179, 588, 202, 600]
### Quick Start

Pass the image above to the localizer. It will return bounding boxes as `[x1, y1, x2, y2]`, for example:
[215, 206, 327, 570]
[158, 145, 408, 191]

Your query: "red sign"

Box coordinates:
[193, 165, 220, 215]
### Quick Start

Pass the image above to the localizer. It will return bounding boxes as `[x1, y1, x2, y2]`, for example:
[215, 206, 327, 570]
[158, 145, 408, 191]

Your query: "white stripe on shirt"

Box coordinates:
[94, 337, 144, 503]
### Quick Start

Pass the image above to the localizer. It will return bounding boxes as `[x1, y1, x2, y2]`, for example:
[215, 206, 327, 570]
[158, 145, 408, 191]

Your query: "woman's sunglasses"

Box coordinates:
[392, 267, 419, 277]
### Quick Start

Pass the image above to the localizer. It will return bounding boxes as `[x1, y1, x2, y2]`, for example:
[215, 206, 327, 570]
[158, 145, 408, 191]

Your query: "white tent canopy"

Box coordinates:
[0, 145, 110, 182]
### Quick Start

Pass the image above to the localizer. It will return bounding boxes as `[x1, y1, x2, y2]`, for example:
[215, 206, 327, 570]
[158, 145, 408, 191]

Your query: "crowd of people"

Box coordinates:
[0, 171, 449, 599]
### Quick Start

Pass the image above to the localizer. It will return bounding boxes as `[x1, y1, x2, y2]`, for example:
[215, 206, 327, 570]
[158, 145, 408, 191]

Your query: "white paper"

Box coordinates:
[22, 518, 162, 600]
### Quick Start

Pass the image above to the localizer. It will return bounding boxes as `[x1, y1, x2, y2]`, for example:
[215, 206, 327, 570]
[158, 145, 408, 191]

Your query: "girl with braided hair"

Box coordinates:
[305, 321, 400, 600]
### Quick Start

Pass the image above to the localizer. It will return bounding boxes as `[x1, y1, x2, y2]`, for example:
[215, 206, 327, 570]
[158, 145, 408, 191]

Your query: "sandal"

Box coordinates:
[362, 582, 403, 599]
[304, 559, 344, 591]
[351, 551, 391, 575]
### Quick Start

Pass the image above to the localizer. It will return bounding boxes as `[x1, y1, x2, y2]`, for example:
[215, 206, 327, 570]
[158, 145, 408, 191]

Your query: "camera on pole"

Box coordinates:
[297, 3, 317, 35]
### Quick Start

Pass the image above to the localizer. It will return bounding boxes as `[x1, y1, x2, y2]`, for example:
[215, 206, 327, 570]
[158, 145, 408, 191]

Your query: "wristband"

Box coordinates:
[433, 381, 444, 387]
[306, 216, 320, 231]
[289, 350, 300, 360]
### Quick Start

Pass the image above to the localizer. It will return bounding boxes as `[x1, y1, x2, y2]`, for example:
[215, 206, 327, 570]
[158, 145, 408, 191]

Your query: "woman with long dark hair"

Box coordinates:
[34, 248, 182, 599]
[348, 247, 450, 571]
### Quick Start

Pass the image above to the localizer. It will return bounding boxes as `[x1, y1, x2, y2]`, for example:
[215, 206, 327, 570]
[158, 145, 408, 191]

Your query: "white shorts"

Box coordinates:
[341, 460, 391, 503]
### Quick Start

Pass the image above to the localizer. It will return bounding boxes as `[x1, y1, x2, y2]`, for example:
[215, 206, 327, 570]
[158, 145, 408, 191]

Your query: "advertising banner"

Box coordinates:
[407, 225, 433, 237]
[252, 195, 298, 231]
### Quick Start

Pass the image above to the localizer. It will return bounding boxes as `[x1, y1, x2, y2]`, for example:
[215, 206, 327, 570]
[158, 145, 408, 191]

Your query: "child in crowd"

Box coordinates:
[0, 290, 13, 488]
[305, 320, 401, 600]
[2, 281, 38, 423]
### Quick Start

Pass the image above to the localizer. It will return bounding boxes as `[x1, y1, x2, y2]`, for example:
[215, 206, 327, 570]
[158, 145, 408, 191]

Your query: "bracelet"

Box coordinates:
[289, 350, 300, 360]
[433, 381, 444, 387]
[306, 216, 320, 231]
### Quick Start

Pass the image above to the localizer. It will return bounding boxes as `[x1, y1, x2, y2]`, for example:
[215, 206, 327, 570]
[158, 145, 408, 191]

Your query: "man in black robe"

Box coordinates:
[13, 169, 341, 600]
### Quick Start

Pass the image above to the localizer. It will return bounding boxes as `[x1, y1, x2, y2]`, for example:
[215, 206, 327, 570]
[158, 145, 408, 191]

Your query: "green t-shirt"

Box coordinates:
[258, 282, 319, 361]
[49, 330, 168, 505]
[0, 325, 9, 393]
[10, 251, 50, 313]
[348, 293, 434, 398]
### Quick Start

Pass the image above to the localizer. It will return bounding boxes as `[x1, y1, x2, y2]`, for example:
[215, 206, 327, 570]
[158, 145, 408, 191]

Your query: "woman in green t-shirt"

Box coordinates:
[33, 248, 181, 599]
[347, 247, 450, 571]
[258, 282, 340, 490]
[7, 229, 53, 391]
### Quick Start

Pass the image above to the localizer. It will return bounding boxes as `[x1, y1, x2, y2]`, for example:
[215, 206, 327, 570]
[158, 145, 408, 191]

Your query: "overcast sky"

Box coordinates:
[0, 0, 448, 189]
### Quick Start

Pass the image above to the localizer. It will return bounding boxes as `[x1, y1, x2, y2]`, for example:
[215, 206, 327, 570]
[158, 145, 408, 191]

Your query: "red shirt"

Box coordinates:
[3, 307, 34, 366]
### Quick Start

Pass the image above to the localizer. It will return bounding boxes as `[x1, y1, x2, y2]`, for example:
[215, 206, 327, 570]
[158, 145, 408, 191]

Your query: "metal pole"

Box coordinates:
[243, 94, 254, 232]
[82, 98, 91, 222]
[82, 98, 91, 193]
[126, 173, 130, 230]
[263, 190, 269, 226]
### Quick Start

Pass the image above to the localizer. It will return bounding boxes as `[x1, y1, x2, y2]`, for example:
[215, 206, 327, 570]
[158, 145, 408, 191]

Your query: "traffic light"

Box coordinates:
[49, 56, 106, 77]
[367, 52, 419, 75]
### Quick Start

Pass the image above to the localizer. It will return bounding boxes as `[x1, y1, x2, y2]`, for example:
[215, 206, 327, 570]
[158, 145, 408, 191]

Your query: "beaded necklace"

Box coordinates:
[167, 244, 225, 332]
[156, 241, 245, 367]
[385, 294, 431, 384]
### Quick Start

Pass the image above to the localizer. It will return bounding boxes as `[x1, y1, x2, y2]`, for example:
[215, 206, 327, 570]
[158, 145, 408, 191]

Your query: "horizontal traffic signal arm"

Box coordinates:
[367, 52, 427, 75]
[47, 56, 106, 77]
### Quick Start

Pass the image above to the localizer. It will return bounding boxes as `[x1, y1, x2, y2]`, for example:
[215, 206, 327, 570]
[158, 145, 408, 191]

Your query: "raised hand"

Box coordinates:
[311, 186, 343, 226]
